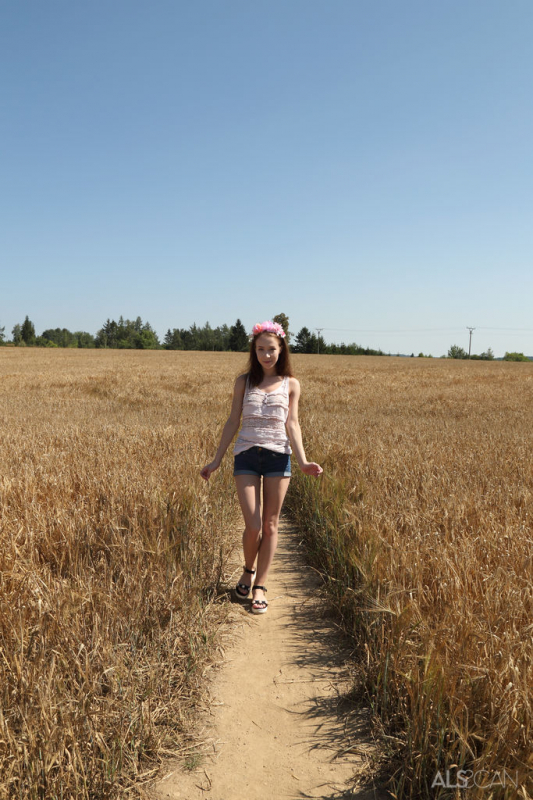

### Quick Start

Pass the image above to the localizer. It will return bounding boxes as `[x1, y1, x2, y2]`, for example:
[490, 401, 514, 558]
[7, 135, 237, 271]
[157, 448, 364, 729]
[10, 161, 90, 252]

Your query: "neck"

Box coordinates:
[261, 367, 278, 379]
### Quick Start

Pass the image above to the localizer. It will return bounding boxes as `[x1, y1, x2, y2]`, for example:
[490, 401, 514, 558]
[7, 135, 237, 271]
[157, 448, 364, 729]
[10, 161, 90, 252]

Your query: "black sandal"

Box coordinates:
[251, 585, 268, 615]
[235, 567, 256, 600]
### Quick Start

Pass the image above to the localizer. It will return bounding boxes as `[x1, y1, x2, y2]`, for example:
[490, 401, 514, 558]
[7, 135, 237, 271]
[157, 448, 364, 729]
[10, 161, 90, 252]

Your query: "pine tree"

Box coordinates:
[21, 316, 36, 345]
[293, 327, 312, 353]
[164, 329, 183, 350]
[229, 319, 248, 351]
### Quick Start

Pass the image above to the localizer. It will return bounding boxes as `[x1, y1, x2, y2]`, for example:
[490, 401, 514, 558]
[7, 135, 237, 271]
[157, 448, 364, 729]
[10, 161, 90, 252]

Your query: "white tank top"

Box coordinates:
[233, 375, 291, 455]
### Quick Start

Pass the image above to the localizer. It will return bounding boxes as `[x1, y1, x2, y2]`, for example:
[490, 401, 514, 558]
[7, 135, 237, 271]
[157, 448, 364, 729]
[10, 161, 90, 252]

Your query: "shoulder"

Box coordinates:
[228, 374, 247, 416]
[234, 373, 248, 393]
[288, 377, 301, 395]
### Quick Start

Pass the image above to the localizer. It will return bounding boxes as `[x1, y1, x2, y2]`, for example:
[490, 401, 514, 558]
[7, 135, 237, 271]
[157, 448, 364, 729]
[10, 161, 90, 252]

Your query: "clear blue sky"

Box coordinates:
[2, 0, 532, 356]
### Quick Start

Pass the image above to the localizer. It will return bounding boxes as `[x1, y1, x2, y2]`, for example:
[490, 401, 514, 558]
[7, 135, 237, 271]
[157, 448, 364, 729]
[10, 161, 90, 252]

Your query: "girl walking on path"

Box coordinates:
[200, 321, 323, 615]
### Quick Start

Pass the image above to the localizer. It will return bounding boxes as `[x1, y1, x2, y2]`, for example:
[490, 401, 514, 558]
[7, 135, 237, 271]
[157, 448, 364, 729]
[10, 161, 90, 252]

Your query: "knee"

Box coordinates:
[245, 521, 262, 539]
[262, 517, 279, 538]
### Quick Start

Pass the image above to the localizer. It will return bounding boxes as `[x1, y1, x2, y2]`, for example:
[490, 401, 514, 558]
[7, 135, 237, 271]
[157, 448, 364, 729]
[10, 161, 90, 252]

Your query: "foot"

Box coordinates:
[235, 567, 255, 600]
[251, 585, 268, 614]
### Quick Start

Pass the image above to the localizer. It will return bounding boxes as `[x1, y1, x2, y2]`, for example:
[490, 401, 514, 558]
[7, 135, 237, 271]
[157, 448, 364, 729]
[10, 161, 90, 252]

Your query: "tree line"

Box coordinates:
[1, 315, 529, 360]
[445, 345, 530, 361]
[0, 313, 385, 355]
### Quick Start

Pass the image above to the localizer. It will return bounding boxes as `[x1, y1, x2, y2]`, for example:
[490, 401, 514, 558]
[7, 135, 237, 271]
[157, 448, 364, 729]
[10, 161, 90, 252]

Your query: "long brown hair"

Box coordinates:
[246, 333, 294, 387]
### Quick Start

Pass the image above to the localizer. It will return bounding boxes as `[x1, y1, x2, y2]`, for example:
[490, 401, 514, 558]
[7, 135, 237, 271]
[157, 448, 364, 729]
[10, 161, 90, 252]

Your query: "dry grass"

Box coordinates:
[286, 355, 533, 799]
[0, 348, 245, 799]
[1, 349, 531, 799]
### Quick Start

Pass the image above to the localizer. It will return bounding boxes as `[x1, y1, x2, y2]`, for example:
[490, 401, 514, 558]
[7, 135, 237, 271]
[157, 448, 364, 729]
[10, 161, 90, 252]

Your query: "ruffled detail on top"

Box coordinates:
[233, 376, 291, 455]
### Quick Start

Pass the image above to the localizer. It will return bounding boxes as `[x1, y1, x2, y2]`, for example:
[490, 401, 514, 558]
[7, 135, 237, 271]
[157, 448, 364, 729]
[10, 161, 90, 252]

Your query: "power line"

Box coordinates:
[476, 327, 533, 332]
[319, 327, 468, 334]
[314, 326, 533, 335]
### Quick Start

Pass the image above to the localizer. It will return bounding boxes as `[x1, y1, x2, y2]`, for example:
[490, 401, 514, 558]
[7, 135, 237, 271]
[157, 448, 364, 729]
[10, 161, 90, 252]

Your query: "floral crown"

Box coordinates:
[251, 320, 286, 339]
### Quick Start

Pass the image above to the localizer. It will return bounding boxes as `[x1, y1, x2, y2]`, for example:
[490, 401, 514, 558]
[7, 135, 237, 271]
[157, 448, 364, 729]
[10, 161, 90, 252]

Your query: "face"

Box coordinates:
[255, 333, 281, 372]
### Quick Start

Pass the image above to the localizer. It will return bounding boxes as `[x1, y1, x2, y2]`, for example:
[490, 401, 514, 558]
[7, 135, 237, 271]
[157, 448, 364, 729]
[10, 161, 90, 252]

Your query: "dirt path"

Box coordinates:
[153, 520, 389, 800]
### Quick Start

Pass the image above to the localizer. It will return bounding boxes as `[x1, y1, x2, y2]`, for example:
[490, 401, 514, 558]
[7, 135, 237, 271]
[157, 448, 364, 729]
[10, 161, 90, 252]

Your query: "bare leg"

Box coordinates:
[234, 475, 262, 591]
[253, 476, 290, 607]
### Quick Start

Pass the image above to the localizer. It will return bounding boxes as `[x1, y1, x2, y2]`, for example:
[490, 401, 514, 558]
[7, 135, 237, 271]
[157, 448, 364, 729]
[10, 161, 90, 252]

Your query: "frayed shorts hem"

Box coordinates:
[233, 469, 291, 478]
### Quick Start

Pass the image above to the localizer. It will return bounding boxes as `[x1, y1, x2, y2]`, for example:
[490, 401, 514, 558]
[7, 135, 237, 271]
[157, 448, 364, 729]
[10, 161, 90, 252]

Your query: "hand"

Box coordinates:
[200, 461, 219, 481]
[301, 461, 323, 477]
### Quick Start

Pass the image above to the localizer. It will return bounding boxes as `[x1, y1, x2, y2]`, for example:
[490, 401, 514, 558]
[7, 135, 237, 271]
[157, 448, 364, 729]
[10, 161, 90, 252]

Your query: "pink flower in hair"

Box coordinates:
[251, 320, 286, 338]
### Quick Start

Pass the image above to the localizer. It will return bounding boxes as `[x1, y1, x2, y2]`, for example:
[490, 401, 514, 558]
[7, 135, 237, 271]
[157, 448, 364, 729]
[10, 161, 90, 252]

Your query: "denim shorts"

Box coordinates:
[234, 446, 291, 478]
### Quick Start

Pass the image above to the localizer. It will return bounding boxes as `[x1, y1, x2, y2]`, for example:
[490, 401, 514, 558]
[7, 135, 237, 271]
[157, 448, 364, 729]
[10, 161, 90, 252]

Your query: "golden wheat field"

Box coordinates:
[288, 354, 533, 799]
[0, 348, 243, 799]
[0, 349, 532, 799]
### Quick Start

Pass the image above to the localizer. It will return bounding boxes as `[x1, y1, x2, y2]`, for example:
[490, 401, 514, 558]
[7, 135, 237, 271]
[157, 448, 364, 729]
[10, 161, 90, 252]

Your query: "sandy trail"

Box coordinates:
[153, 520, 389, 800]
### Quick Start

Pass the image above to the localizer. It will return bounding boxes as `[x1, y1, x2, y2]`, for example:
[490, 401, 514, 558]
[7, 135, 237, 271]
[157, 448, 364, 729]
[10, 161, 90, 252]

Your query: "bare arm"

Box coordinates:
[285, 378, 323, 477]
[200, 375, 246, 481]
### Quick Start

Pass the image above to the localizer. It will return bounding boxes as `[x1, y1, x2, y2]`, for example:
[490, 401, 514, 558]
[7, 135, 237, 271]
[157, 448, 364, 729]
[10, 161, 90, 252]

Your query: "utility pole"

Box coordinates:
[315, 328, 324, 355]
[467, 327, 475, 358]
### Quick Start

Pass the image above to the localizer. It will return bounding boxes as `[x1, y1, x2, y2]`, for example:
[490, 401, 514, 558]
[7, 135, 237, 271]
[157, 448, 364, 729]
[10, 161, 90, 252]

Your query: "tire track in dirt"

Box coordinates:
[153, 519, 390, 800]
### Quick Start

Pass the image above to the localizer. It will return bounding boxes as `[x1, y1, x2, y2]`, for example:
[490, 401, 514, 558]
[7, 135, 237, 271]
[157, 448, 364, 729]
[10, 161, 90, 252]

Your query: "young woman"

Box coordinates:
[200, 321, 323, 614]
